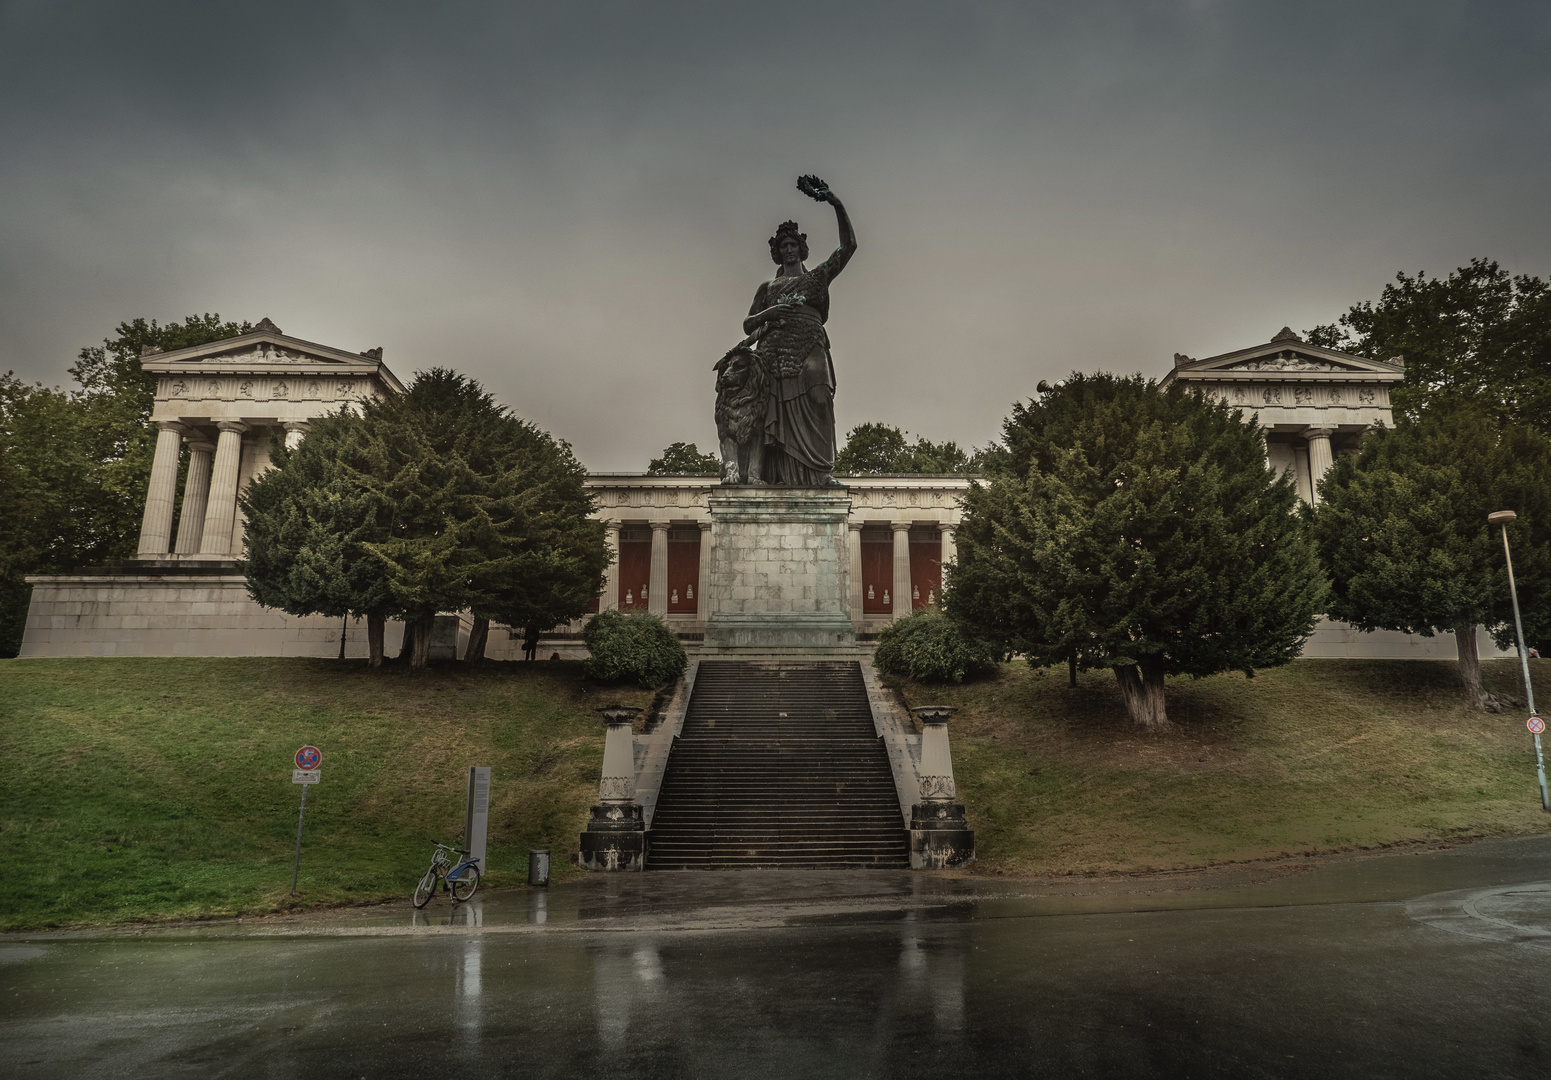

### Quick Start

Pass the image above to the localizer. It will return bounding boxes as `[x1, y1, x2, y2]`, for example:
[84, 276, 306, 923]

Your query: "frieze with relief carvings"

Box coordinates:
[159, 376, 375, 404]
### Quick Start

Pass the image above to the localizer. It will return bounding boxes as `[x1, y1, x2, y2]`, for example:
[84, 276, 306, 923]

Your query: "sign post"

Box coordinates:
[465, 766, 491, 873]
[291, 746, 322, 895]
[1489, 511, 1550, 813]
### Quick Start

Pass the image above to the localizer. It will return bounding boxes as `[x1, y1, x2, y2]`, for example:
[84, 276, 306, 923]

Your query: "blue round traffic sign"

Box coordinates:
[295, 745, 322, 770]
[1529, 716, 1546, 735]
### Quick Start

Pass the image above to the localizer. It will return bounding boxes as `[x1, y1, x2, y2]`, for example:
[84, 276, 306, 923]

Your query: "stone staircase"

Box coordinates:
[647, 661, 910, 869]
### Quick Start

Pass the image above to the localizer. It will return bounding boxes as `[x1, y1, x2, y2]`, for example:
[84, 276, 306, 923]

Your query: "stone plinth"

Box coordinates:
[20, 562, 405, 658]
[701, 487, 856, 655]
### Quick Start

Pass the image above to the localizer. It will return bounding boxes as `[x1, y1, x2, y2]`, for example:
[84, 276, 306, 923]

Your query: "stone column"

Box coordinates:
[908, 705, 975, 869]
[600, 521, 620, 612]
[938, 523, 956, 575]
[578, 705, 647, 872]
[282, 421, 310, 451]
[648, 521, 670, 616]
[173, 440, 216, 555]
[847, 521, 864, 628]
[891, 521, 913, 622]
[199, 421, 248, 556]
[1303, 427, 1336, 505]
[697, 521, 713, 621]
[137, 421, 187, 556]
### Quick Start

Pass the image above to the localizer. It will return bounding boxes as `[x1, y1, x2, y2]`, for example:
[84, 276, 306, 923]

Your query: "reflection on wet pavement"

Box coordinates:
[2, 837, 1550, 1078]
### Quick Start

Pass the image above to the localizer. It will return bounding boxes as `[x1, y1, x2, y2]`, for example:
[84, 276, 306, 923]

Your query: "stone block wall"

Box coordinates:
[20, 572, 405, 659]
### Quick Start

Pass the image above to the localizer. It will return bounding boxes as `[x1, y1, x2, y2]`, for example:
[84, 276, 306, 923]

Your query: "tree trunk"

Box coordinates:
[1068, 653, 1078, 688]
[1456, 624, 1499, 711]
[465, 616, 489, 664]
[1114, 664, 1170, 729]
[367, 615, 385, 669]
[410, 614, 436, 669]
[398, 621, 416, 662]
[338, 614, 348, 661]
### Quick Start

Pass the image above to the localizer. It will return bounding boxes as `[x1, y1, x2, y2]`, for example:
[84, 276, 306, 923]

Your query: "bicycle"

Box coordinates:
[412, 842, 481, 908]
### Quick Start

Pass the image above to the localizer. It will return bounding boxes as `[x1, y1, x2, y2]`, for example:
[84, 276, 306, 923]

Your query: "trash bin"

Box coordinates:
[528, 848, 550, 887]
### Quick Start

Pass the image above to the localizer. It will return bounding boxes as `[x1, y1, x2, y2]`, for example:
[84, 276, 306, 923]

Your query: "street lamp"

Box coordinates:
[1488, 510, 1550, 812]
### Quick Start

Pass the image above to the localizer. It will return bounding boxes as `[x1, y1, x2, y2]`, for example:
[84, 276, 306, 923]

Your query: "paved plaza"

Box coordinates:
[4, 837, 1549, 1078]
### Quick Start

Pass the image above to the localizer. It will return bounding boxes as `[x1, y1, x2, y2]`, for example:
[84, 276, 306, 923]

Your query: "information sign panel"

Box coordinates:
[293, 769, 321, 784]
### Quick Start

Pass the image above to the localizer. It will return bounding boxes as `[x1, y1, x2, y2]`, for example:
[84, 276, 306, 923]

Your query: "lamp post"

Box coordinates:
[1488, 510, 1550, 812]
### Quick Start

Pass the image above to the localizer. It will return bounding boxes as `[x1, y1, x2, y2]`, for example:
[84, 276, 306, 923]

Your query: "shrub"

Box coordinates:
[873, 609, 999, 684]
[582, 610, 688, 688]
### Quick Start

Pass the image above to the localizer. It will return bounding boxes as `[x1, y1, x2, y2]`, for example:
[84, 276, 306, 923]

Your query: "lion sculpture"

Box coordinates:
[713, 344, 770, 485]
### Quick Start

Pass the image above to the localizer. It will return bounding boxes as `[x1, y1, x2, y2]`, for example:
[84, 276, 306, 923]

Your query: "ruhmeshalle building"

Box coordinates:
[18, 321, 1499, 661]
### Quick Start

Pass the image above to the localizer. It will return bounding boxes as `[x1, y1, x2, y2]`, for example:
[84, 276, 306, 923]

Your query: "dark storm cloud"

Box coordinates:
[3, 1, 1549, 467]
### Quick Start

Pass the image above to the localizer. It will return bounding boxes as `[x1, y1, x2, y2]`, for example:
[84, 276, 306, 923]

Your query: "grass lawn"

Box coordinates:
[3, 655, 1548, 930]
[0, 658, 652, 931]
[883, 657, 1551, 876]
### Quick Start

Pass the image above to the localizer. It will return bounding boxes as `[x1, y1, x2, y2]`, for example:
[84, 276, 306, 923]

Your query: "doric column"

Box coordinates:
[600, 521, 620, 612]
[282, 421, 310, 451]
[938, 523, 956, 575]
[1303, 427, 1336, 505]
[891, 521, 913, 622]
[648, 522, 670, 617]
[199, 421, 248, 555]
[173, 440, 216, 555]
[696, 521, 712, 620]
[847, 521, 864, 627]
[137, 421, 187, 556]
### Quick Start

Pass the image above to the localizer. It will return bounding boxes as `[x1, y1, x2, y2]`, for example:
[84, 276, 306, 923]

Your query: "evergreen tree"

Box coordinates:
[1312, 407, 1551, 709]
[243, 370, 607, 668]
[240, 416, 398, 665]
[646, 442, 721, 475]
[947, 373, 1326, 728]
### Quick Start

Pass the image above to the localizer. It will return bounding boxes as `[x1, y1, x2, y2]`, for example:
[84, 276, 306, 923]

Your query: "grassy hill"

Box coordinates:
[0, 658, 653, 931]
[1, 655, 1547, 930]
[883, 657, 1551, 875]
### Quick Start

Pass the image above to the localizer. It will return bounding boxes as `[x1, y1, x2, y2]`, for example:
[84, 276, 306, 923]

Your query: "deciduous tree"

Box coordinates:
[646, 442, 721, 475]
[834, 422, 977, 474]
[947, 373, 1326, 728]
[1305, 259, 1551, 425]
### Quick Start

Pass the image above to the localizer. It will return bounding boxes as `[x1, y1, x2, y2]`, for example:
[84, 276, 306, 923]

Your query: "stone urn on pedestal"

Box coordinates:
[909, 706, 975, 869]
[578, 706, 648, 871]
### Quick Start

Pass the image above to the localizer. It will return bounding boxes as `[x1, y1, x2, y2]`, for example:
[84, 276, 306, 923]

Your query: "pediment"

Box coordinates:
[141, 324, 403, 392]
[1168, 329, 1403, 382]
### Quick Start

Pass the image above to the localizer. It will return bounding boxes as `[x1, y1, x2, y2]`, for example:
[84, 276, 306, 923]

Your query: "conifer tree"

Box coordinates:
[241, 414, 397, 665]
[947, 373, 1326, 728]
[1312, 407, 1551, 709]
[242, 369, 608, 668]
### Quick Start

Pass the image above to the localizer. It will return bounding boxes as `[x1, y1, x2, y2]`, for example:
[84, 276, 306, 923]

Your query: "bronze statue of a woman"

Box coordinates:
[715, 175, 857, 486]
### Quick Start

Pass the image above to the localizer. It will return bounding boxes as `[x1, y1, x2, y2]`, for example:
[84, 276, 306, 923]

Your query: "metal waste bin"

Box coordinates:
[528, 848, 550, 887]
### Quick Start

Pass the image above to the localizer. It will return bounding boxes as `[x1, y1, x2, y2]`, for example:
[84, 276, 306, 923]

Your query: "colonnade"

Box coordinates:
[599, 516, 956, 627]
[136, 419, 310, 559]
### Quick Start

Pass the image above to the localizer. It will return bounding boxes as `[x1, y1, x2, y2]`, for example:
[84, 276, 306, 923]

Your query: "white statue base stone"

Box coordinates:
[700, 487, 857, 656]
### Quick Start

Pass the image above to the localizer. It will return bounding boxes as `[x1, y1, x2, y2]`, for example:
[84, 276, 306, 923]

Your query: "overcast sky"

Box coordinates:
[3, 1, 1548, 469]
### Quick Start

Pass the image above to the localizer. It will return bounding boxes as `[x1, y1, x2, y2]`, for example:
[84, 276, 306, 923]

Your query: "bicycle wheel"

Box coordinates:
[449, 865, 480, 902]
[412, 868, 438, 908]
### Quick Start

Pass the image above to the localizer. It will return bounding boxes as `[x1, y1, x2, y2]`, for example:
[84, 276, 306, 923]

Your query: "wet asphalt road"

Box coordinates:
[3, 837, 1551, 1079]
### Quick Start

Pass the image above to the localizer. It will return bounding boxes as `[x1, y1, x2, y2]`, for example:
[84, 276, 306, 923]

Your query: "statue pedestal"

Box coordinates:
[701, 487, 856, 656]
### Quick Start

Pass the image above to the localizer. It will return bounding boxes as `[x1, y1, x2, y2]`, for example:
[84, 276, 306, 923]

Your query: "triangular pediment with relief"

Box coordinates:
[140, 319, 404, 391]
[1168, 328, 1404, 381]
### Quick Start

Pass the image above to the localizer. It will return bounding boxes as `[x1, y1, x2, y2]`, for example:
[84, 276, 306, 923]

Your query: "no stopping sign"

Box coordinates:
[1529, 716, 1546, 735]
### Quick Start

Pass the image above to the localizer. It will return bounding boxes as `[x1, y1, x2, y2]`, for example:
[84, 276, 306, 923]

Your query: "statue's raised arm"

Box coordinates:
[797, 174, 857, 279]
